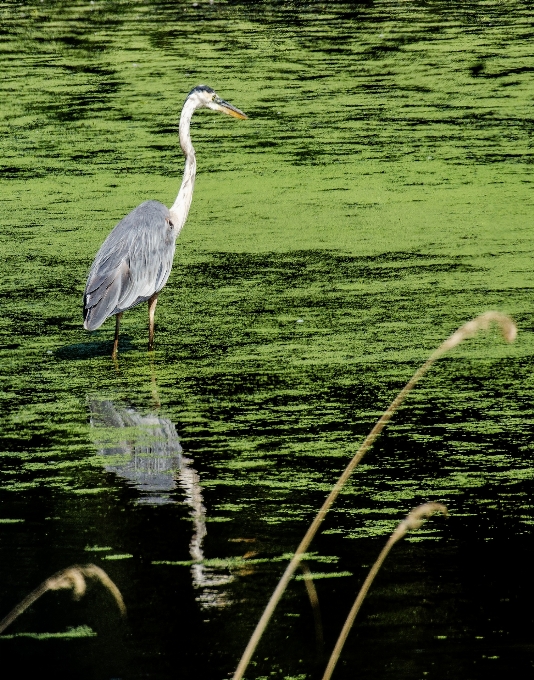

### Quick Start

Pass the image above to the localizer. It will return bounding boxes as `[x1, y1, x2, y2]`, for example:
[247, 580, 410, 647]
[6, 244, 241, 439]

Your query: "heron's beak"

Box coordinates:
[214, 97, 248, 119]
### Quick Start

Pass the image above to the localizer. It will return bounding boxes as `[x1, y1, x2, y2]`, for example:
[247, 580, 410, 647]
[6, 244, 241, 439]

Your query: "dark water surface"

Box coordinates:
[1, 0, 534, 678]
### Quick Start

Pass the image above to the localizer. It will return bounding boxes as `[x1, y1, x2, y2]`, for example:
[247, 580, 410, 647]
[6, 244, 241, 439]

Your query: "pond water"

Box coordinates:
[1, 0, 534, 678]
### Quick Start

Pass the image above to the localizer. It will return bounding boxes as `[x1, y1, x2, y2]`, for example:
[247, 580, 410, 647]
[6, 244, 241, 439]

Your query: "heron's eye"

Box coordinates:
[212, 94, 217, 101]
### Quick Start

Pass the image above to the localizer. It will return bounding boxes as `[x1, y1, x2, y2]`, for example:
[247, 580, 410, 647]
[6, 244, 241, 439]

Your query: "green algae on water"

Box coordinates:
[0, 2, 534, 677]
[0, 625, 97, 640]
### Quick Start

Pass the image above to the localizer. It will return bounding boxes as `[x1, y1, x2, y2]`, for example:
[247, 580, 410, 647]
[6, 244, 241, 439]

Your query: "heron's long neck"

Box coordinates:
[170, 99, 197, 231]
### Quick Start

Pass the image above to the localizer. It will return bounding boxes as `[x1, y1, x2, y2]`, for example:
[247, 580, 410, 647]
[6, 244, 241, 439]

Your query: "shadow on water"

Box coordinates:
[181, 250, 478, 289]
[56, 335, 136, 360]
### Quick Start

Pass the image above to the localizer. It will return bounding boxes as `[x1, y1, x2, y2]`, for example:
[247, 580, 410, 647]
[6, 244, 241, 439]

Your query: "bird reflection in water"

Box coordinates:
[88, 398, 232, 608]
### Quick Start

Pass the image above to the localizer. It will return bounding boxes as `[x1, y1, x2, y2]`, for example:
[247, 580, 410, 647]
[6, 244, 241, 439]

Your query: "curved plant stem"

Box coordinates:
[0, 564, 126, 635]
[300, 562, 324, 651]
[232, 312, 516, 680]
[322, 502, 447, 680]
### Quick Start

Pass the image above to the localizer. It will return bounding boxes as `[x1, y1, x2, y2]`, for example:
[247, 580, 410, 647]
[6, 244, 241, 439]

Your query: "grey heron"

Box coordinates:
[83, 85, 247, 358]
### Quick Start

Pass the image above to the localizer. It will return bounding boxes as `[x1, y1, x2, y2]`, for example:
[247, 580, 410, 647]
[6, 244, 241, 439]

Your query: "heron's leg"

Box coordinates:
[112, 312, 122, 360]
[148, 293, 159, 351]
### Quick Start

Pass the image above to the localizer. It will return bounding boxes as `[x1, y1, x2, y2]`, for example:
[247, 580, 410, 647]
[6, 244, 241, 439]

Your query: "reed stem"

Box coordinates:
[300, 562, 324, 651]
[321, 502, 447, 680]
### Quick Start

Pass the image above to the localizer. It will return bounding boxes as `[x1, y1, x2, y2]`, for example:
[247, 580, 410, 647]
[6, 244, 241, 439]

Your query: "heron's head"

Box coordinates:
[187, 85, 248, 119]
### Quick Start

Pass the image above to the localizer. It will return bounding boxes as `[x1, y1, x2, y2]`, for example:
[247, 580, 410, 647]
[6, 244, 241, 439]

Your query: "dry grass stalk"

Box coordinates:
[322, 502, 447, 680]
[300, 562, 324, 650]
[0, 564, 126, 635]
[232, 312, 516, 680]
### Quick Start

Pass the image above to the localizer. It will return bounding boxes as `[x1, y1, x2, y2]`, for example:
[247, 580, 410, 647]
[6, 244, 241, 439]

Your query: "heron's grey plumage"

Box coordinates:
[82, 85, 247, 356]
[84, 201, 175, 331]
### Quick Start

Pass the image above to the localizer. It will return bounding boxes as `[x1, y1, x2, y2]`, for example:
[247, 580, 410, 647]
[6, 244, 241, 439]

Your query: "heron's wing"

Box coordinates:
[84, 200, 177, 330]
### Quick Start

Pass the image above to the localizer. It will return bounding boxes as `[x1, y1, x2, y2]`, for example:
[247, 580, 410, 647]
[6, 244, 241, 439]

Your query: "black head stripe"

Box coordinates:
[188, 84, 215, 98]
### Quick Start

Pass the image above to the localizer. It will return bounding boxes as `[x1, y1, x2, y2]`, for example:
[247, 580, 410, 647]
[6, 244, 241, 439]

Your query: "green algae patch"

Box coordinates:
[72, 488, 116, 495]
[0, 625, 97, 640]
[294, 571, 352, 580]
[152, 552, 340, 568]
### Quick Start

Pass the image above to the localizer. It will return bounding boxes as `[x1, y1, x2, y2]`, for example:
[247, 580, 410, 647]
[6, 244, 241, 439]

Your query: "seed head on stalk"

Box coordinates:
[0, 564, 126, 635]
